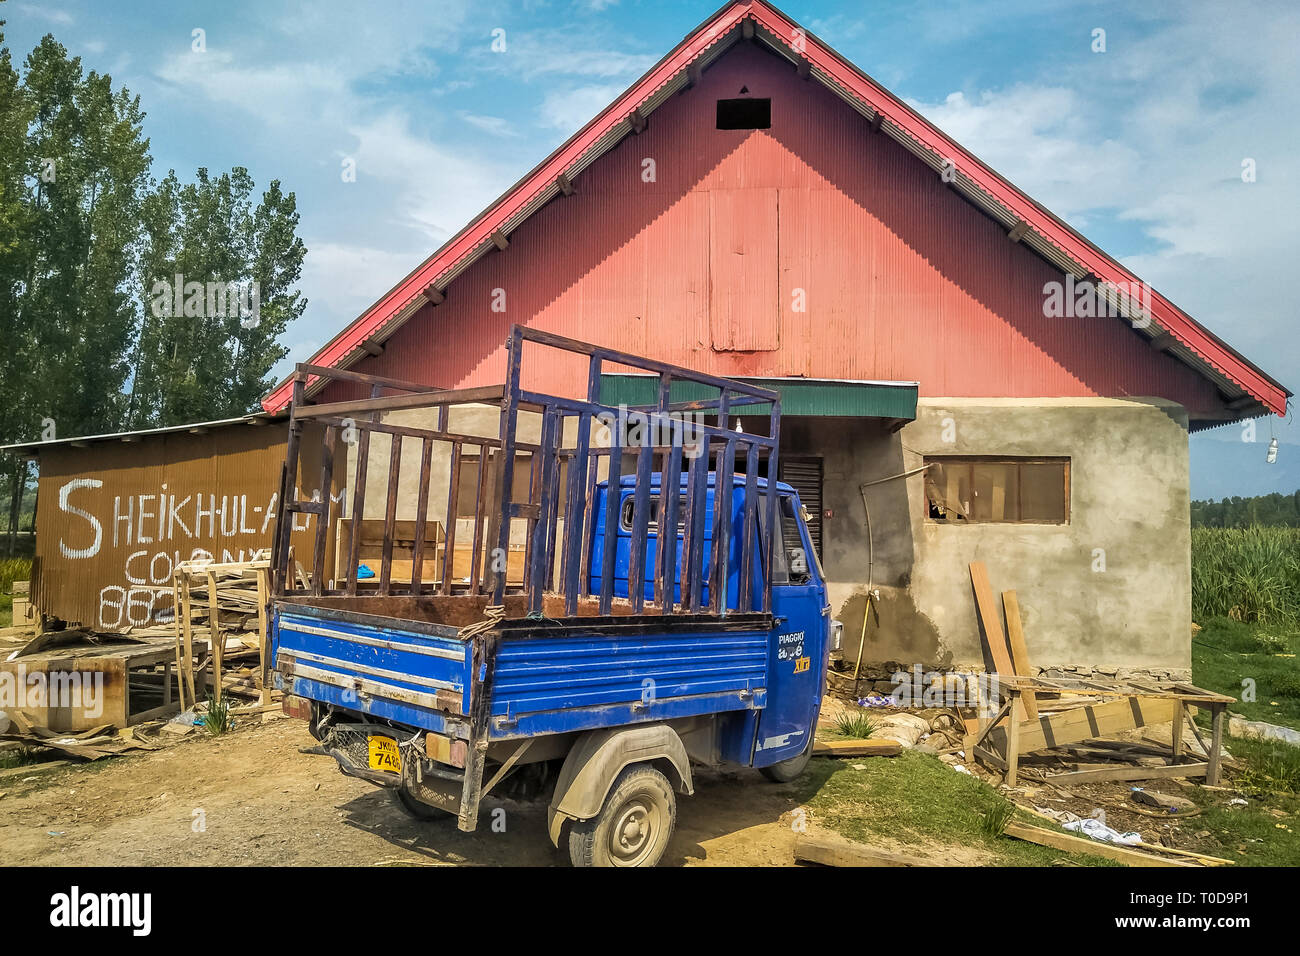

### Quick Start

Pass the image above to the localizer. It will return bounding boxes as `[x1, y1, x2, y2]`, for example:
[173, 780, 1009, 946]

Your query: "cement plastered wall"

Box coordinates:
[810, 397, 1192, 673]
[343, 404, 610, 532]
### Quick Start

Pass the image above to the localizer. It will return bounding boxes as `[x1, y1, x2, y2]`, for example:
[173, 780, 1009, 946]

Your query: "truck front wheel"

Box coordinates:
[567, 764, 676, 867]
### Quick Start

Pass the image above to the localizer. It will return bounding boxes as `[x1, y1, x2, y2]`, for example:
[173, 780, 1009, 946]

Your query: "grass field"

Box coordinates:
[795, 751, 1115, 865]
[1192, 526, 1300, 625]
[1193, 617, 1300, 730]
[1188, 546, 1300, 867]
[0, 556, 31, 627]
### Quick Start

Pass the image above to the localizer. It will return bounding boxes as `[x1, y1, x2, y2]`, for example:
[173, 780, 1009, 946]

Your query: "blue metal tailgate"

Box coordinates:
[273, 602, 472, 733]
[488, 622, 769, 738]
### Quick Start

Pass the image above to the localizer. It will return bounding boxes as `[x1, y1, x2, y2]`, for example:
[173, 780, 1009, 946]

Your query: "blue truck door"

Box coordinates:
[753, 491, 828, 767]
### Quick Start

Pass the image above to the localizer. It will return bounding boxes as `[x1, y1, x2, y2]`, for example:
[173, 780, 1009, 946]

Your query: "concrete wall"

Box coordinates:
[808, 398, 1192, 676]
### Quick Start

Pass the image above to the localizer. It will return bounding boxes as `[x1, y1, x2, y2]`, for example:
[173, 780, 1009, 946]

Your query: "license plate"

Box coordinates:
[368, 736, 402, 774]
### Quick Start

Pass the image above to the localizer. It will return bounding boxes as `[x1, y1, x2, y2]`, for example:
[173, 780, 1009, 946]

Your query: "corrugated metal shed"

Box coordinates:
[21, 419, 329, 628]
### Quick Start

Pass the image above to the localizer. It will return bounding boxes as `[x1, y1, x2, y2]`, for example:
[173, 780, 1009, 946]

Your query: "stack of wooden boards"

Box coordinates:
[172, 559, 273, 710]
[964, 561, 1233, 788]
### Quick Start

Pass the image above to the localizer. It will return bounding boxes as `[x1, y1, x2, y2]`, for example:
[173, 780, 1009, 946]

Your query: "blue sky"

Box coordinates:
[6, 0, 1298, 491]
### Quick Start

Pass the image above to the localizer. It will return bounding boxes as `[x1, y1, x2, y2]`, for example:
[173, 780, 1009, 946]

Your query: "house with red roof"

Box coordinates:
[34, 2, 1286, 674]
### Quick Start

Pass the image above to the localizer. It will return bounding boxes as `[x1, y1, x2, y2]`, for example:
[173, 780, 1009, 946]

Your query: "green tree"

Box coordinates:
[0, 10, 36, 552]
[18, 35, 151, 437]
[1, 17, 305, 552]
[127, 168, 305, 427]
[1, 29, 151, 551]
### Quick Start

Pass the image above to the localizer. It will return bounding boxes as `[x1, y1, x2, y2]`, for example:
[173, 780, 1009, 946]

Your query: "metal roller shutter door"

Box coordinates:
[779, 457, 823, 559]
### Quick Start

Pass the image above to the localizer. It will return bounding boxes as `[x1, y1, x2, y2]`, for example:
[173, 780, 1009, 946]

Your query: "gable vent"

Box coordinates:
[716, 97, 771, 130]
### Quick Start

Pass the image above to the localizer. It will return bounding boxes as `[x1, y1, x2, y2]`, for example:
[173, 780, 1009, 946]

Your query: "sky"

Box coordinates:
[5, 0, 1298, 495]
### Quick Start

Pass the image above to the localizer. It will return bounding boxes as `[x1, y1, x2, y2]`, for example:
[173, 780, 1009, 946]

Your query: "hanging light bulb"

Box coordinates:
[734, 418, 744, 433]
[1267, 438, 1279, 464]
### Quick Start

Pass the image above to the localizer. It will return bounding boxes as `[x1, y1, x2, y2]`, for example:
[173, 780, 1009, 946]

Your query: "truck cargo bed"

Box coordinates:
[274, 595, 773, 741]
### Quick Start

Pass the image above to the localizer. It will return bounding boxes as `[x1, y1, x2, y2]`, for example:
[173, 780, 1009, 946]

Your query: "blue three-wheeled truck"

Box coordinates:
[270, 327, 836, 866]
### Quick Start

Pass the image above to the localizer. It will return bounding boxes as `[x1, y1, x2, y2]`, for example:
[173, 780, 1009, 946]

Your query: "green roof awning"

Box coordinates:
[598, 374, 918, 420]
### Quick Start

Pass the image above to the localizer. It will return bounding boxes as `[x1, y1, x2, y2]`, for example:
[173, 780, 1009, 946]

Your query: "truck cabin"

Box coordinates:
[593, 474, 821, 610]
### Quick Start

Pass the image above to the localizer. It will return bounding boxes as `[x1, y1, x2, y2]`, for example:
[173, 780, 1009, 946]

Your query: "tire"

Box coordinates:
[567, 764, 676, 867]
[760, 742, 813, 783]
[393, 784, 451, 820]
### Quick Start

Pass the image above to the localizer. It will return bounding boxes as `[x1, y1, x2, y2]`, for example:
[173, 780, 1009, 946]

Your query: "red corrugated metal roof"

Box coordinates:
[263, 0, 1289, 417]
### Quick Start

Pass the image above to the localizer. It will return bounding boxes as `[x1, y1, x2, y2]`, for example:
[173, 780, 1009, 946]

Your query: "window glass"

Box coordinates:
[620, 494, 687, 533]
[924, 458, 1068, 524]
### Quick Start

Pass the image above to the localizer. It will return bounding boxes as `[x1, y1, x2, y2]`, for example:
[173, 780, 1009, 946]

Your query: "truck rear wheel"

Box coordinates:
[567, 764, 676, 867]
[760, 743, 812, 783]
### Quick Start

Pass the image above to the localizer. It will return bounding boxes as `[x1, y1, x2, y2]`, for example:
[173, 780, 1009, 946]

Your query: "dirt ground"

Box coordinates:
[0, 716, 897, 867]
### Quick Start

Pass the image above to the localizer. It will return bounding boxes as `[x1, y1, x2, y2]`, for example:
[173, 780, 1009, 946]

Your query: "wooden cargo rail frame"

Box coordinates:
[270, 325, 785, 620]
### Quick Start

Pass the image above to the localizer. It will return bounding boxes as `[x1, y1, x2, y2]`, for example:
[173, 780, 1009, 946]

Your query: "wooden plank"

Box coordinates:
[310, 425, 337, 595]
[0, 759, 70, 779]
[1044, 761, 1209, 785]
[969, 562, 1014, 676]
[207, 570, 222, 703]
[256, 566, 271, 706]
[1006, 689, 1022, 786]
[1002, 822, 1195, 867]
[1001, 590, 1038, 721]
[1208, 704, 1226, 786]
[988, 695, 1178, 755]
[441, 443, 463, 597]
[964, 699, 1012, 758]
[1171, 699, 1185, 763]
[811, 738, 902, 757]
[1134, 844, 1234, 866]
[171, 577, 187, 714]
[294, 384, 505, 420]
[379, 434, 403, 593]
[794, 834, 927, 867]
[179, 577, 196, 704]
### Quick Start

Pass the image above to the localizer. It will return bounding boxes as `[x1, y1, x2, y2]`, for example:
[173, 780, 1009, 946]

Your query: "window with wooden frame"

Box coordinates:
[923, 457, 1070, 524]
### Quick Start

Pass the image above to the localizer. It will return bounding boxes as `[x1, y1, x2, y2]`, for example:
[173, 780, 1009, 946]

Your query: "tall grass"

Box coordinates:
[0, 557, 32, 594]
[831, 710, 879, 739]
[1191, 527, 1300, 625]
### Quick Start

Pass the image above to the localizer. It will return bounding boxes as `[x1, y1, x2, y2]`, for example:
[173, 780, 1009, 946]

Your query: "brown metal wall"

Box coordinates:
[322, 41, 1222, 415]
[31, 422, 325, 628]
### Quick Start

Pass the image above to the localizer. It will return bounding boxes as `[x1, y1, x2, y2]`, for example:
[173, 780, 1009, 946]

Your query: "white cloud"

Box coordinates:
[540, 83, 625, 130]
[347, 111, 512, 241]
[910, 86, 1142, 223]
[15, 3, 73, 25]
[300, 241, 421, 317]
[154, 50, 348, 122]
[457, 111, 522, 137]
[471, 28, 655, 81]
[906, 1, 1300, 388]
